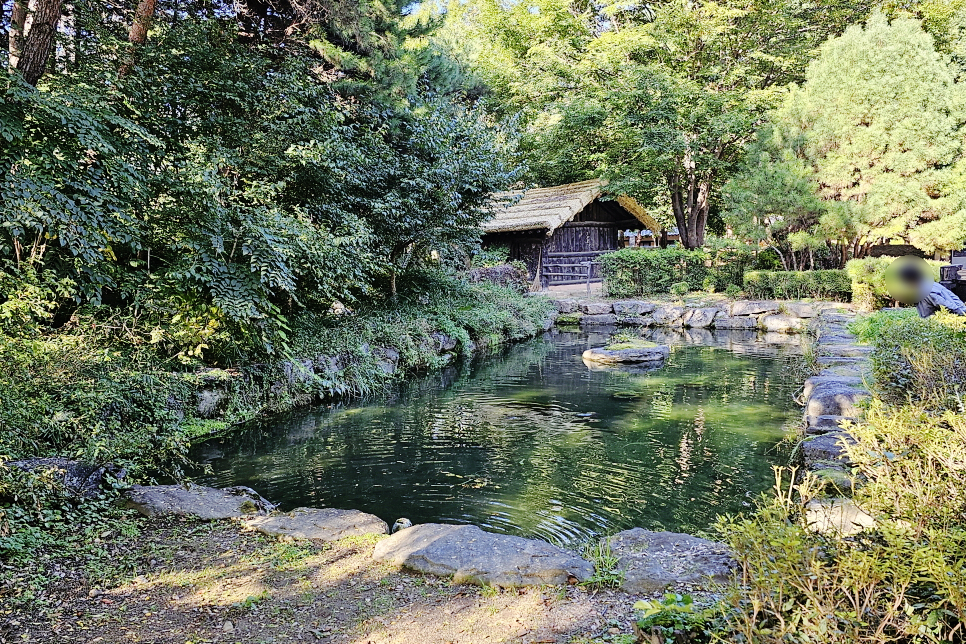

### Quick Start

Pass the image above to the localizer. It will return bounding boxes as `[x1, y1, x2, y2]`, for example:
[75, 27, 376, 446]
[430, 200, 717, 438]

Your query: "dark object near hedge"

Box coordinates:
[6, 457, 127, 499]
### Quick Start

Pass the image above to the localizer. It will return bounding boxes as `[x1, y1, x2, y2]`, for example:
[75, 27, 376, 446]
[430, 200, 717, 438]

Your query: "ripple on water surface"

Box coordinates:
[192, 329, 804, 545]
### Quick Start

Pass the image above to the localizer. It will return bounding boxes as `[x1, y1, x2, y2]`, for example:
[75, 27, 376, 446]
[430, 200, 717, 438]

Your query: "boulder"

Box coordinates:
[374, 347, 401, 375]
[800, 433, 856, 463]
[731, 301, 778, 317]
[683, 308, 720, 329]
[806, 386, 869, 418]
[819, 366, 870, 379]
[247, 507, 388, 541]
[125, 484, 275, 520]
[372, 523, 593, 587]
[554, 299, 579, 314]
[784, 302, 818, 318]
[804, 499, 874, 536]
[580, 314, 619, 326]
[762, 314, 805, 333]
[613, 301, 656, 316]
[803, 376, 864, 399]
[651, 306, 687, 326]
[713, 316, 758, 330]
[608, 529, 734, 593]
[618, 315, 653, 327]
[582, 345, 670, 365]
[7, 458, 126, 499]
[430, 332, 459, 352]
[581, 302, 614, 315]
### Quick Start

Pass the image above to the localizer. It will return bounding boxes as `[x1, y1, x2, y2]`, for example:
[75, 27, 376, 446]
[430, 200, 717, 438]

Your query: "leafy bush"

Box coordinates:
[717, 403, 966, 642]
[743, 270, 851, 300]
[599, 248, 711, 297]
[670, 281, 690, 296]
[862, 311, 966, 410]
[634, 593, 714, 643]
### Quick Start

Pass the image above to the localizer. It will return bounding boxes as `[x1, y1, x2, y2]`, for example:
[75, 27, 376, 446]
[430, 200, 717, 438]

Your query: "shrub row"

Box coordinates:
[598, 248, 712, 297]
[743, 270, 852, 301]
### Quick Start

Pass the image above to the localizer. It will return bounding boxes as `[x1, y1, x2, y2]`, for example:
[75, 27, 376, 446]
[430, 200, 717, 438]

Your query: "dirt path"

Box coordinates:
[5, 517, 641, 644]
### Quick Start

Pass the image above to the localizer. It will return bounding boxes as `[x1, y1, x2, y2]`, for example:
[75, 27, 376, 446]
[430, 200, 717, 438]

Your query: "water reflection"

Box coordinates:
[192, 328, 803, 545]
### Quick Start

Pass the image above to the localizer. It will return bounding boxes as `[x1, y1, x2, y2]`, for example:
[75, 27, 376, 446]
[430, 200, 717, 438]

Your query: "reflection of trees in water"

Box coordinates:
[192, 330, 802, 542]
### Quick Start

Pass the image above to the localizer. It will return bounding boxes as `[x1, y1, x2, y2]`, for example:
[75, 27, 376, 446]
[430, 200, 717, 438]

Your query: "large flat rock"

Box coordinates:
[713, 316, 758, 329]
[582, 345, 670, 365]
[803, 376, 865, 399]
[613, 301, 656, 315]
[762, 314, 805, 333]
[580, 314, 619, 326]
[682, 308, 720, 329]
[805, 499, 874, 536]
[806, 386, 869, 417]
[651, 306, 687, 326]
[581, 302, 613, 315]
[372, 523, 593, 587]
[608, 529, 734, 593]
[247, 507, 387, 541]
[800, 432, 856, 463]
[784, 302, 818, 318]
[125, 484, 275, 519]
[731, 301, 778, 317]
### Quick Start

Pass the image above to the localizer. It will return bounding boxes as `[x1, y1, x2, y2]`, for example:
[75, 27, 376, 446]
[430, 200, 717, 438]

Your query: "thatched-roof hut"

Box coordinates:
[482, 180, 665, 289]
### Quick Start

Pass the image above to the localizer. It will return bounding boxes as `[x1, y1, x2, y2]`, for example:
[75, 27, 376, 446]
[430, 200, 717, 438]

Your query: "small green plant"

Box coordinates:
[581, 539, 624, 589]
[556, 312, 582, 326]
[724, 283, 742, 297]
[670, 281, 690, 296]
[633, 593, 712, 643]
[233, 590, 271, 611]
[479, 583, 501, 599]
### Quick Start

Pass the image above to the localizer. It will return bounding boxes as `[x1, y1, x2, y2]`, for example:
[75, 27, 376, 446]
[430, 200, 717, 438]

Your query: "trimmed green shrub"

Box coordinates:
[862, 311, 966, 410]
[670, 281, 690, 296]
[599, 248, 711, 297]
[743, 270, 851, 300]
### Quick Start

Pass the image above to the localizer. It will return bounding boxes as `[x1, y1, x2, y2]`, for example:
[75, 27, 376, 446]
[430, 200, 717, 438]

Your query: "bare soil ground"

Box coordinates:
[4, 517, 641, 644]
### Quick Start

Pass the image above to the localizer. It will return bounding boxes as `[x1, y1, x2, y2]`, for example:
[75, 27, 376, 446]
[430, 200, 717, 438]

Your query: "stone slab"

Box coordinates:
[613, 301, 656, 315]
[731, 301, 778, 317]
[651, 306, 687, 326]
[125, 484, 275, 519]
[580, 314, 619, 326]
[762, 314, 805, 333]
[683, 308, 720, 329]
[803, 376, 865, 399]
[800, 433, 856, 463]
[618, 315, 653, 327]
[582, 345, 670, 365]
[608, 529, 734, 593]
[580, 302, 613, 315]
[713, 316, 758, 330]
[805, 499, 874, 536]
[372, 523, 593, 587]
[806, 386, 869, 418]
[248, 507, 388, 541]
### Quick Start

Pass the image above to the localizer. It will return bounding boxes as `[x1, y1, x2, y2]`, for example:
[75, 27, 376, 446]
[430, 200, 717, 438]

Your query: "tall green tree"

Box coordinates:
[725, 13, 966, 263]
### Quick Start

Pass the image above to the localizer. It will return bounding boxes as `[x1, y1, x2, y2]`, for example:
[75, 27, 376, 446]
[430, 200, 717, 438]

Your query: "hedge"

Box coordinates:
[743, 270, 851, 301]
[598, 248, 711, 297]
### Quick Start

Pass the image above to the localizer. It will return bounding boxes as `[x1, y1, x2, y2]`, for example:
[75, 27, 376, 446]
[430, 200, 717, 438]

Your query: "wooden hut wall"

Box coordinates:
[540, 199, 639, 286]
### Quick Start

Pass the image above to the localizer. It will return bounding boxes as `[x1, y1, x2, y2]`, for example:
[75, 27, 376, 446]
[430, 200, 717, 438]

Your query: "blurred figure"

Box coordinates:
[885, 256, 966, 318]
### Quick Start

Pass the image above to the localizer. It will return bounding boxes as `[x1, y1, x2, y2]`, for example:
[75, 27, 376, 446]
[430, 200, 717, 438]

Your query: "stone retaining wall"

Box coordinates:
[553, 298, 839, 333]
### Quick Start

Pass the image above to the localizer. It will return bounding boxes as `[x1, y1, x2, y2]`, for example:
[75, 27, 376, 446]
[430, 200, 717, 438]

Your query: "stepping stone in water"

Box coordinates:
[247, 507, 388, 541]
[806, 386, 869, 418]
[803, 376, 865, 398]
[804, 499, 874, 536]
[801, 432, 856, 463]
[372, 523, 594, 587]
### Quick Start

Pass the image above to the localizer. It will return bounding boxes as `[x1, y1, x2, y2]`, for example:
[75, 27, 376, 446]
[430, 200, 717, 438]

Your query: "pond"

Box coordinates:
[191, 328, 804, 545]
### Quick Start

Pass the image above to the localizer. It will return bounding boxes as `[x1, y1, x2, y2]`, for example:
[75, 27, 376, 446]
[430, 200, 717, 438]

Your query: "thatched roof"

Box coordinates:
[483, 179, 662, 235]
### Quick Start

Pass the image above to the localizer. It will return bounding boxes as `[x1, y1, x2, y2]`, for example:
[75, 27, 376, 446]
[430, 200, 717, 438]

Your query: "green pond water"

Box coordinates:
[192, 328, 804, 545]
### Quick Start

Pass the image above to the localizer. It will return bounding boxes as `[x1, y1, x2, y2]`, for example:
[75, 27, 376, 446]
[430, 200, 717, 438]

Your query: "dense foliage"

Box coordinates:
[743, 270, 852, 301]
[724, 14, 966, 267]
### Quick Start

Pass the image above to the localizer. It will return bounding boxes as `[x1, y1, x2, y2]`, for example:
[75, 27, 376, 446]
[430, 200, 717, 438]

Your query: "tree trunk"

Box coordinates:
[9, 0, 28, 69]
[14, 0, 64, 86]
[119, 0, 157, 76]
[667, 171, 711, 250]
[128, 0, 156, 44]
